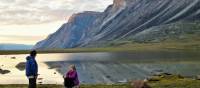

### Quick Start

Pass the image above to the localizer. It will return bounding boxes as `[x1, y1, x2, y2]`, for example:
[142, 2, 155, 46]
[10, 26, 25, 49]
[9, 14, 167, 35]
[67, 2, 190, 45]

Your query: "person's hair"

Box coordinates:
[69, 65, 76, 71]
[30, 50, 37, 57]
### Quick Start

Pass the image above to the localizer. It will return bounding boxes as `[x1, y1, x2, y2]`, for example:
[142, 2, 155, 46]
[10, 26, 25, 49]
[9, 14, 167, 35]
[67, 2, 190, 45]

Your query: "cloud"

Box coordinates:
[0, 35, 45, 45]
[0, 0, 112, 25]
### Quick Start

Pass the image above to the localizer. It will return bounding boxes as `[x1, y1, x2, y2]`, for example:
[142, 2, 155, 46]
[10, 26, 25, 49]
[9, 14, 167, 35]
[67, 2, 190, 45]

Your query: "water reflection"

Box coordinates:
[0, 51, 200, 84]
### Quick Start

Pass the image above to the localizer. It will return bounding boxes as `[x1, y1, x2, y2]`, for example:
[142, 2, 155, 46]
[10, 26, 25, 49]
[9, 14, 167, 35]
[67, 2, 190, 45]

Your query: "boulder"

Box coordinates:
[0, 68, 10, 74]
[131, 80, 151, 88]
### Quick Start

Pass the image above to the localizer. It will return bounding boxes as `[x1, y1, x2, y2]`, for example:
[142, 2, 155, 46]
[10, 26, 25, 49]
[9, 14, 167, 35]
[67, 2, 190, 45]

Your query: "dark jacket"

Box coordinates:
[25, 56, 38, 77]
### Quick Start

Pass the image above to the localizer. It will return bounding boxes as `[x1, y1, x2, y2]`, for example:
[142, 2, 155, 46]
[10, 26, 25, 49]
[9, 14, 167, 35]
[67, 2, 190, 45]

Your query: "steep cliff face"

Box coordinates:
[34, 11, 100, 49]
[34, 0, 200, 49]
[82, 0, 200, 46]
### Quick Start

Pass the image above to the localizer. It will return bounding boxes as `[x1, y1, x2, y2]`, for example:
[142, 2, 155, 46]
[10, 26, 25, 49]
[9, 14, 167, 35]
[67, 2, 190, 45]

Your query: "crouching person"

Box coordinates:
[25, 50, 38, 88]
[64, 65, 80, 88]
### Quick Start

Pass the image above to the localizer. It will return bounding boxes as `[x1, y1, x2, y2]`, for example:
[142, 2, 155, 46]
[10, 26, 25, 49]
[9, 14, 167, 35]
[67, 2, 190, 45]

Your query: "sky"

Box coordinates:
[0, 0, 112, 45]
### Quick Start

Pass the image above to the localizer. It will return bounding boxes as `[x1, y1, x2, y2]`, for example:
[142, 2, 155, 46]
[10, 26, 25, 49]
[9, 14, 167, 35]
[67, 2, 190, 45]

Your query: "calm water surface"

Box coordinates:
[0, 51, 200, 84]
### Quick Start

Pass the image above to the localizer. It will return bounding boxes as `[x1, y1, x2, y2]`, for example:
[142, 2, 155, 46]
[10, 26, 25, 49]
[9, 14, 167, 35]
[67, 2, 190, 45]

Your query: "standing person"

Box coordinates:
[64, 65, 80, 88]
[25, 50, 38, 88]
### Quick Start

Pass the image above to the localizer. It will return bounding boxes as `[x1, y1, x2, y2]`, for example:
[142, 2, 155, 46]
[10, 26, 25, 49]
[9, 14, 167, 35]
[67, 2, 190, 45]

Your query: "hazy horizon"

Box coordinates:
[0, 0, 112, 45]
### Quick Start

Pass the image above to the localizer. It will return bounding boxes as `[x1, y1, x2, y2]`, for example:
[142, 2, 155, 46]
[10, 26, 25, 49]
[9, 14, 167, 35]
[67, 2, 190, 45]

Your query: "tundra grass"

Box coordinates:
[149, 75, 200, 88]
[0, 84, 130, 88]
[0, 76, 200, 88]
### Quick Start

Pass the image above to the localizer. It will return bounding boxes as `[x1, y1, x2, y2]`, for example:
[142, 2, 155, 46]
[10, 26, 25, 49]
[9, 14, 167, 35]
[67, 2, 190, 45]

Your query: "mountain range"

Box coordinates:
[0, 44, 33, 50]
[34, 0, 200, 49]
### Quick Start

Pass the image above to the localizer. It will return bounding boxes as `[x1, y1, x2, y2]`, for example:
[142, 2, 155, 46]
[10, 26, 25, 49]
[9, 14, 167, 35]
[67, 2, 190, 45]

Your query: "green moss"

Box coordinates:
[148, 74, 200, 88]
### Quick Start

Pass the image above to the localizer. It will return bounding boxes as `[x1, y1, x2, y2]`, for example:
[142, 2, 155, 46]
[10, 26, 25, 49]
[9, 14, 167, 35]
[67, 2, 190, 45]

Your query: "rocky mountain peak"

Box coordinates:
[34, 0, 200, 49]
[68, 11, 100, 23]
[113, 0, 126, 8]
[68, 14, 78, 23]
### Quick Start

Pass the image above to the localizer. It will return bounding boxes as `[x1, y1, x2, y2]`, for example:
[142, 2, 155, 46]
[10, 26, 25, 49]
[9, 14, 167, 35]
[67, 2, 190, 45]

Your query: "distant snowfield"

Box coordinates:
[0, 52, 200, 84]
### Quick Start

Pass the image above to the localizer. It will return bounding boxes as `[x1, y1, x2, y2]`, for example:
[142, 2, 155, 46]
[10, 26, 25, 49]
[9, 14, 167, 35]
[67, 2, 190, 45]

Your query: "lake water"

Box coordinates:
[0, 51, 200, 84]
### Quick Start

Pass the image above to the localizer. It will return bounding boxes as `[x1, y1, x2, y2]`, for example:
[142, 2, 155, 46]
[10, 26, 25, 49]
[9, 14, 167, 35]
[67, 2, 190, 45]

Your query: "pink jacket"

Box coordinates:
[66, 70, 79, 86]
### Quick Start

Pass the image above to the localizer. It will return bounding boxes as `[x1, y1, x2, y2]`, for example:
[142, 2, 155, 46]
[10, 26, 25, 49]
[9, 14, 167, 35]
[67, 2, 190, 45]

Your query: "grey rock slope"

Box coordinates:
[34, 11, 100, 49]
[34, 0, 200, 49]
[132, 21, 200, 42]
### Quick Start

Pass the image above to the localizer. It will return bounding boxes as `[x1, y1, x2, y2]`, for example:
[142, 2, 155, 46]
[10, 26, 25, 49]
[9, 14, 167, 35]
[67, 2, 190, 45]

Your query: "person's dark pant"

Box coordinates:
[28, 78, 36, 88]
[64, 78, 74, 88]
[65, 87, 72, 88]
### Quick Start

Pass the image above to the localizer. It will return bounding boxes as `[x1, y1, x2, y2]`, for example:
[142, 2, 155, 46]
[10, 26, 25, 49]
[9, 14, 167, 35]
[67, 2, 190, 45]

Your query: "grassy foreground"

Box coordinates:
[148, 74, 200, 88]
[1, 75, 200, 88]
[0, 84, 130, 88]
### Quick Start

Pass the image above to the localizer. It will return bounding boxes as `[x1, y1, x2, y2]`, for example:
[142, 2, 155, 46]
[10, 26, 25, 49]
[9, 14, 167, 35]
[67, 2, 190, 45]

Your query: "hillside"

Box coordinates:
[34, 0, 200, 49]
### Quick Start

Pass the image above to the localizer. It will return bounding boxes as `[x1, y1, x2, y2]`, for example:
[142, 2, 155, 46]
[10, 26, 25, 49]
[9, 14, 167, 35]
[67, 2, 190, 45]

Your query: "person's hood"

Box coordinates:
[26, 56, 32, 60]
